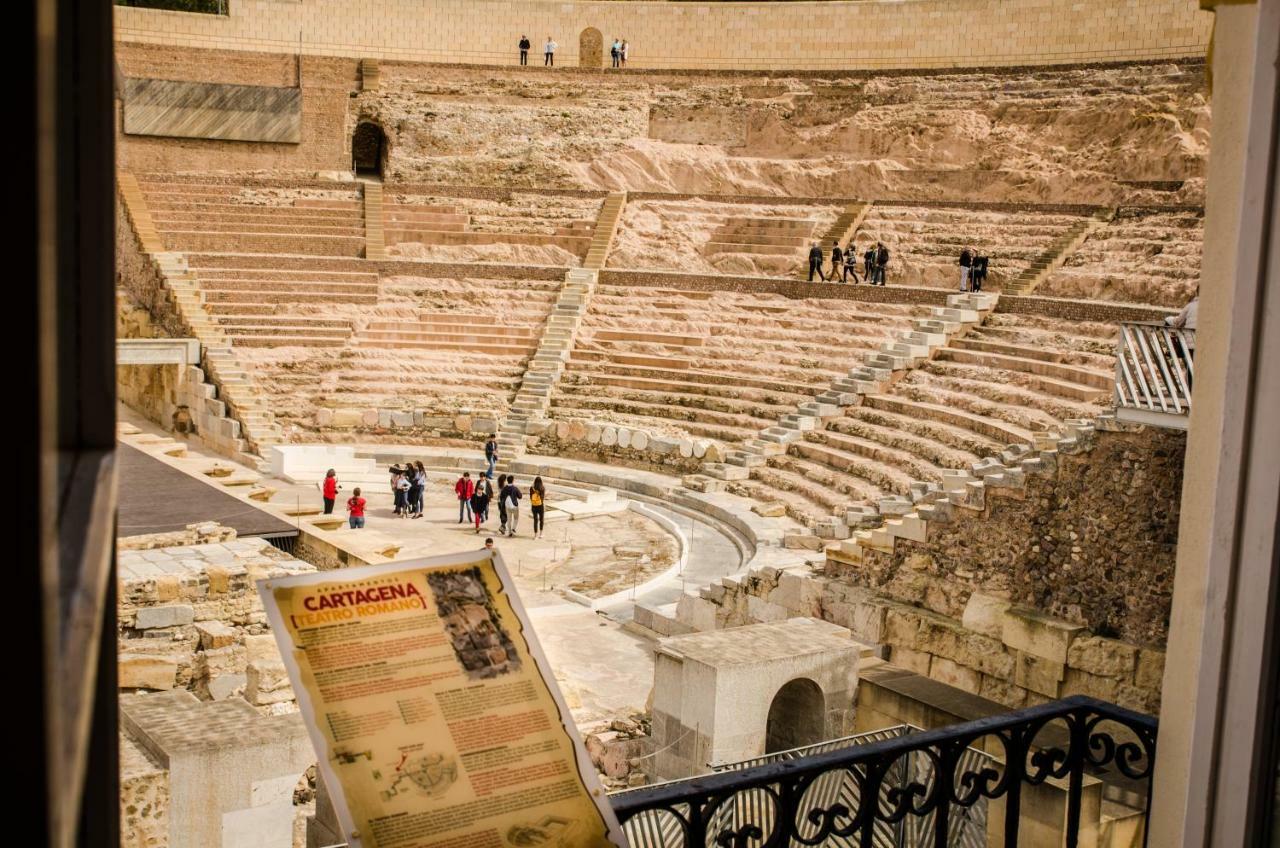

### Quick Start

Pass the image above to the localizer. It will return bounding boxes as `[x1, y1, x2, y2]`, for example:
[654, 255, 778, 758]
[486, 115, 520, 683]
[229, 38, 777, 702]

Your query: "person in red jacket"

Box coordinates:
[321, 468, 340, 514]
[346, 488, 366, 529]
[455, 472, 475, 524]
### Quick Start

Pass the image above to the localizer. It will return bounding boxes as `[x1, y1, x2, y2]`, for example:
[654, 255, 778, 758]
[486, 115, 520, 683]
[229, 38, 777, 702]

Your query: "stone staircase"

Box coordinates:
[496, 268, 598, 461]
[821, 201, 873, 248]
[1002, 210, 1115, 296]
[686, 292, 999, 526]
[584, 192, 627, 271]
[495, 193, 625, 460]
[363, 181, 386, 260]
[119, 173, 285, 466]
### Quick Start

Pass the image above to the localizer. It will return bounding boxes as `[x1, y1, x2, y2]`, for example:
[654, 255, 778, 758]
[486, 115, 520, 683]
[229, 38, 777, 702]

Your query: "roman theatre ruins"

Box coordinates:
[111, 0, 1212, 845]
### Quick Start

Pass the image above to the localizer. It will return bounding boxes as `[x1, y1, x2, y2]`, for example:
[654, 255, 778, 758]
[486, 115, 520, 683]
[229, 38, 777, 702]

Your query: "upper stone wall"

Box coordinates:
[115, 0, 1210, 71]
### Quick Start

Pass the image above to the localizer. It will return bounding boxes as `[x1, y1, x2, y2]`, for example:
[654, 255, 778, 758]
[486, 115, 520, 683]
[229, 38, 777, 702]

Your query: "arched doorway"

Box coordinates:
[351, 121, 385, 177]
[765, 678, 825, 754]
[579, 28, 603, 69]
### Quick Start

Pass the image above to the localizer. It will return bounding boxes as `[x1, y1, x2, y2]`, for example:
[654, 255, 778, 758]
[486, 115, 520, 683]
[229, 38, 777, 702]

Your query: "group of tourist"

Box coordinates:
[517, 34, 629, 67]
[958, 247, 989, 292]
[319, 441, 548, 537]
[807, 241, 890, 285]
[455, 471, 547, 538]
[390, 462, 429, 519]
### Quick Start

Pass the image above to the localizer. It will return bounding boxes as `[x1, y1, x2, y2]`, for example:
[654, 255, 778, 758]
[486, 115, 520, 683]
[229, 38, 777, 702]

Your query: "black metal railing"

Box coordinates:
[611, 695, 1157, 848]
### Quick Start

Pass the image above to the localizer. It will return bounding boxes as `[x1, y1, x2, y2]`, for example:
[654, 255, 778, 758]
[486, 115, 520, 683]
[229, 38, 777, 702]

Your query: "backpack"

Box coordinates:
[530, 489, 543, 507]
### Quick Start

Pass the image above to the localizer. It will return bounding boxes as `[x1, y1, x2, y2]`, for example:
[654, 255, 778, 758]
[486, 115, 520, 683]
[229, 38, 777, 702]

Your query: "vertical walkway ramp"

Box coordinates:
[363, 181, 386, 260]
[584, 192, 627, 271]
[1003, 209, 1113, 296]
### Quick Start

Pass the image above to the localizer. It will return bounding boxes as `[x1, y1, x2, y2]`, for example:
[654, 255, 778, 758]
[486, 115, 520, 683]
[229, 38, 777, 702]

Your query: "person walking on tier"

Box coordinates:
[807, 242, 826, 282]
[842, 244, 861, 283]
[321, 468, 340, 515]
[471, 474, 491, 534]
[611, 38, 621, 68]
[346, 488, 366, 529]
[518, 35, 530, 66]
[529, 477, 547, 539]
[496, 473, 509, 534]
[959, 246, 973, 292]
[972, 255, 988, 292]
[501, 477, 523, 537]
[544, 37, 557, 66]
[455, 471, 475, 523]
[484, 433, 498, 478]
[864, 244, 876, 281]
[477, 472, 493, 523]
[829, 241, 844, 283]
[874, 242, 890, 286]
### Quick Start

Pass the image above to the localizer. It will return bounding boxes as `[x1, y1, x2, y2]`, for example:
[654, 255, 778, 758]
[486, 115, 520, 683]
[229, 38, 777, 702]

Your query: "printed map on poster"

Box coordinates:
[258, 549, 627, 848]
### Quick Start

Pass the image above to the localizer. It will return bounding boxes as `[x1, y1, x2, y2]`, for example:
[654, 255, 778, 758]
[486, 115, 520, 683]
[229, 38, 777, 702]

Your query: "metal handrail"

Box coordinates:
[611, 695, 1157, 848]
[1114, 321, 1194, 427]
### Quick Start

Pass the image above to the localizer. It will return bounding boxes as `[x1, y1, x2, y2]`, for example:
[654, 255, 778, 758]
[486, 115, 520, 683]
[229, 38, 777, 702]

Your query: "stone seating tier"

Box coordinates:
[550, 283, 929, 446]
[731, 313, 1118, 527]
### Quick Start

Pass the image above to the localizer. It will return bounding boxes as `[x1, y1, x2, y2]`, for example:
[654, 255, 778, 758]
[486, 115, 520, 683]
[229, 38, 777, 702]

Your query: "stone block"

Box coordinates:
[930, 656, 982, 694]
[751, 501, 787, 518]
[889, 645, 932, 675]
[586, 423, 603, 443]
[979, 675, 1029, 709]
[1134, 648, 1166, 692]
[961, 592, 1012, 640]
[331, 408, 362, 428]
[601, 426, 618, 446]
[454, 414, 473, 433]
[1066, 635, 1137, 680]
[135, 604, 195, 630]
[315, 408, 333, 426]
[390, 411, 414, 428]
[616, 427, 632, 448]
[472, 417, 497, 433]
[244, 634, 281, 664]
[245, 660, 294, 706]
[1014, 651, 1065, 699]
[195, 620, 237, 650]
[1001, 606, 1084, 664]
[362, 409, 380, 427]
[208, 673, 247, 701]
[120, 655, 178, 690]
[1062, 668, 1121, 702]
[745, 595, 789, 623]
[783, 534, 823, 551]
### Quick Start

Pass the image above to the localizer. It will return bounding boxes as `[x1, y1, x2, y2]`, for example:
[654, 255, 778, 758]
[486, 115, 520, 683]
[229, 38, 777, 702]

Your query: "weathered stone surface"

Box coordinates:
[1001, 606, 1084, 664]
[120, 655, 178, 690]
[929, 656, 981, 694]
[1013, 651, 1065, 699]
[1135, 648, 1166, 692]
[195, 620, 237, 650]
[245, 660, 294, 705]
[751, 501, 787, 518]
[1065, 635, 1138, 679]
[889, 645, 931, 675]
[135, 604, 195, 630]
[961, 593, 1012, 640]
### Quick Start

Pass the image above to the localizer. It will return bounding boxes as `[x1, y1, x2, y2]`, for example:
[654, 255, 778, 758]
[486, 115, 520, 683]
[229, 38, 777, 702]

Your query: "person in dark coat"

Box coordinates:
[518, 35, 530, 65]
[807, 242, 826, 282]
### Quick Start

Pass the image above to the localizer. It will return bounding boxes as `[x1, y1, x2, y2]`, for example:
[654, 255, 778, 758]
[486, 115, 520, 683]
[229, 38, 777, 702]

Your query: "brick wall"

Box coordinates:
[114, 0, 1211, 71]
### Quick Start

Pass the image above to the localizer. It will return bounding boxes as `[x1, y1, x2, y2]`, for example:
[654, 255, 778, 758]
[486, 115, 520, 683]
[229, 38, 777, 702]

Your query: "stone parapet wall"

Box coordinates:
[523, 416, 724, 477]
[598, 269, 955, 304]
[115, 0, 1210, 70]
[995, 294, 1175, 323]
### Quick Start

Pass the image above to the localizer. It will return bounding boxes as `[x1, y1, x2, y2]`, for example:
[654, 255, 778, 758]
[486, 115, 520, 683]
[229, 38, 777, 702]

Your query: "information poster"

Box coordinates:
[258, 549, 627, 848]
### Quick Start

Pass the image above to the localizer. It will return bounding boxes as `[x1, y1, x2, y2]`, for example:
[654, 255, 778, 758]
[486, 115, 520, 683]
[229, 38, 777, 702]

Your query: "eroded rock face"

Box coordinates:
[359, 62, 1207, 205]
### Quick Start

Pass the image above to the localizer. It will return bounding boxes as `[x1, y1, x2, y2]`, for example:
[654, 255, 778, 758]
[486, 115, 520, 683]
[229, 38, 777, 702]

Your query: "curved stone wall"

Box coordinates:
[115, 0, 1211, 71]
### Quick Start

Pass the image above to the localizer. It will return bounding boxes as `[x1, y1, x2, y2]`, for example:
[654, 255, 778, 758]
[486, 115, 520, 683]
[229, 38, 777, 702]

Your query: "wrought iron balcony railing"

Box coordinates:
[611, 695, 1157, 848]
[1114, 320, 1195, 429]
